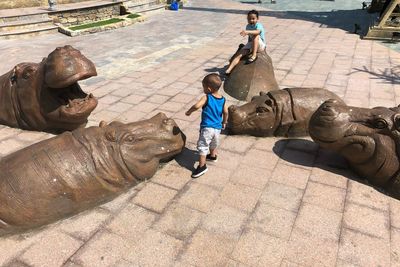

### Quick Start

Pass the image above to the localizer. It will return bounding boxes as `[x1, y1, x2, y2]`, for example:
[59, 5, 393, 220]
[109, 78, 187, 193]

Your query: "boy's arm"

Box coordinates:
[222, 102, 229, 129]
[240, 29, 260, 37]
[185, 95, 207, 116]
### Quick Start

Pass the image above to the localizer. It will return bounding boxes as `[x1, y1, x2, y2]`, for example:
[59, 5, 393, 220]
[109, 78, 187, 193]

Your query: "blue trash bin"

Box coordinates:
[170, 1, 179, 11]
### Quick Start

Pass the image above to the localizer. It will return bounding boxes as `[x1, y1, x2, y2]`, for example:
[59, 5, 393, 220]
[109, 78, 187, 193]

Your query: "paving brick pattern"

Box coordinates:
[1, 0, 400, 266]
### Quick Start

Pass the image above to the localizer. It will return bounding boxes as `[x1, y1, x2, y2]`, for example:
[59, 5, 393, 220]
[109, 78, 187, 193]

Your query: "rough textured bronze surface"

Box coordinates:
[0, 45, 98, 133]
[228, 88, 344, 137]
[309, 100, 400, 197]
[223, 52, 279, 101]
[0, 113, 185, 236]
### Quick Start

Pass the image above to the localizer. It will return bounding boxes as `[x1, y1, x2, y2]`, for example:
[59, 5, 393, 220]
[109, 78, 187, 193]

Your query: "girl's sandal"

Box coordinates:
[245, 56, 257, 65]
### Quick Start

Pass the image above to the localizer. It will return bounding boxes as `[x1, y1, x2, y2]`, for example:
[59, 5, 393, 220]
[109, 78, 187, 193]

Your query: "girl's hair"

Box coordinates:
[248, 9, 259, 18]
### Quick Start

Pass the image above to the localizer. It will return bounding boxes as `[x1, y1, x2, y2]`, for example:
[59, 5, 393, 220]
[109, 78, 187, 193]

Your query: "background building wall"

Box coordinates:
[0, 0, 93, 9]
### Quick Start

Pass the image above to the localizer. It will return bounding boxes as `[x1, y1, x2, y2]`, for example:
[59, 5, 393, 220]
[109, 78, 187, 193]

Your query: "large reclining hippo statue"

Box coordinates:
[0, 45, 98, 133]
[228, 88, 344, 137]
[0, 113, 185, 236]
[309, 100, 400, 198]
[224, 51, 279, 101]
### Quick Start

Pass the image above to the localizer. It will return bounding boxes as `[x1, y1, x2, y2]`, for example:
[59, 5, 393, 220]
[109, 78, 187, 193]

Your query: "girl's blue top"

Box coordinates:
[201, 94, 226, 129]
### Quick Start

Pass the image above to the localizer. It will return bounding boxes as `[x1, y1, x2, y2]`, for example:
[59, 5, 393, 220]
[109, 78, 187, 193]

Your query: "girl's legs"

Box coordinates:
[226, 48, 250, 74]
[250, 35, 260, 60]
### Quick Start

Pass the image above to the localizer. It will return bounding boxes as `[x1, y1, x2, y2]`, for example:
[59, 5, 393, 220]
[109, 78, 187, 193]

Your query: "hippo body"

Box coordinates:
[0, 45, 98, 133]
[224, 51, 279, 101]
[309, 100, 400, 197]
[228, 88, 344, 137]
[0, 113, 185, 236]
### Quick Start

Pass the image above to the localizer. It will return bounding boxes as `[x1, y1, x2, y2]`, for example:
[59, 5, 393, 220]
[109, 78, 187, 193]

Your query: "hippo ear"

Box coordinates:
[105, 129, 117, 142]
[99, 121, 107, 128]
[394, 114, 400, 130]
[259, 91, 267, 96]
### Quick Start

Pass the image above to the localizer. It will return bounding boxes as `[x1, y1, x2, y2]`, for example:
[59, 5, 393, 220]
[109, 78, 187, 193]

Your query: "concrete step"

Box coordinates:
[0, 13, 49, 24]
[0, 18, 54, 32]
[134, 3, 166, 14]
[0, 25, 58, 39]
[123, 0, 165, 13]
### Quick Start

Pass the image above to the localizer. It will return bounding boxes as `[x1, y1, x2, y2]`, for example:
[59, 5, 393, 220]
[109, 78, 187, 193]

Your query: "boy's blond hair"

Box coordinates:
[203, 73, 222, 91]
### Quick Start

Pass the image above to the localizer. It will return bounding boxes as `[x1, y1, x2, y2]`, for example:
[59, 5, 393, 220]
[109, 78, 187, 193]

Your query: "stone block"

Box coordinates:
[270, 163, 310, 190]
[260, 181, 304, 212]
[133, 182, 178, 213]
[153, 204, 203, 240]
[219, 182, 262, 212]
[303, 181, 346, 212]
[177, 182, 220, 213]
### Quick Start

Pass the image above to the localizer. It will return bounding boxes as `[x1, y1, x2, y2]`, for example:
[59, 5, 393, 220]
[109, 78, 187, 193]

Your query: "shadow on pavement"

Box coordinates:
[273, 138, 394, 197]
[175, 147, 198, 171]
[351, 66, 400, 85]
[183, 6, 377, 35]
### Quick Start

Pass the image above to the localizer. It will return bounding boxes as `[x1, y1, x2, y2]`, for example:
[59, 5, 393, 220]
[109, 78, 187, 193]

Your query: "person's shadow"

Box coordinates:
[175, 147, 198, 171]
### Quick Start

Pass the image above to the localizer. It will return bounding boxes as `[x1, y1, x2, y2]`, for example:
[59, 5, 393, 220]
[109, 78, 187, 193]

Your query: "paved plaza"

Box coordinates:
[1, 0, 400, 266]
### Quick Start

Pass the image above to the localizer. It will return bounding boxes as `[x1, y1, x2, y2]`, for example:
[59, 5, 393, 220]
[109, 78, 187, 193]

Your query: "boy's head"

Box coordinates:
[247, 10, 259, 25]
[202, 73, 222, 94]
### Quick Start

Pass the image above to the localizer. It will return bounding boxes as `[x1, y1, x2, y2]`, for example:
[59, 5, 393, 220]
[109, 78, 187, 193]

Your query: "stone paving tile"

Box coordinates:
[201, 203, 248, 240]
[21, 230, 83, 267]
[180, 229, 236, 267]
[153, 203, 203, 240]
[106, 203, 156, 243]
[337, 228, 390, 266]
[343, 202, 390, 239]
[177, 182, 220, 213]
[123, 229, 183, 266]
[133, 182, 178, 213]
[302, 181, 346, 212]
[71, 230, 132, 266]
[59, 208, 111, 241]
[229, 164, 271, 190]
[231, 229, 287, 267]
[260, 181, 304, 212]
[248, 203, 297, 240]
[219, 182, 262, 212]
[270, 163, 311, 190]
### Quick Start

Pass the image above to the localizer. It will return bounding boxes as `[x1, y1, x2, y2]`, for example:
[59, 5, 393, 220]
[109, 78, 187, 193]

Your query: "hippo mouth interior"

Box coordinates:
[41, 78, 97, 124]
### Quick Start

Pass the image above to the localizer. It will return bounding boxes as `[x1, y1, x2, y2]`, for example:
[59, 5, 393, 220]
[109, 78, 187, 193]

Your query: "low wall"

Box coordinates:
[0, 0, 93, 9]
[50, 3, 120, 26]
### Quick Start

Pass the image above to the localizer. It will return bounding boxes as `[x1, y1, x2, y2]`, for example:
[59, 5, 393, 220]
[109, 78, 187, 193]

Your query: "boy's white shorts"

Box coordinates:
[197, 127, 221, 156]
[243, 37, 266, 52]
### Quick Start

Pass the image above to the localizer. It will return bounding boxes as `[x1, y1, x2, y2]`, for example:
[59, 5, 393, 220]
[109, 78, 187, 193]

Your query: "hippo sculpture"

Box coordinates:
[228, 88, 344, 137]
[0, 113, 185, 236]
[224, 51, 279, 101]
[309, 99, 400, 198]
[0, 45, 98, 133]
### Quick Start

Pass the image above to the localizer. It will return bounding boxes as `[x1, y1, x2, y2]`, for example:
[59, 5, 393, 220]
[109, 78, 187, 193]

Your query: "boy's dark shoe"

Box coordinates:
[206, 154, 218, 162]
[191, 164, 208, 178]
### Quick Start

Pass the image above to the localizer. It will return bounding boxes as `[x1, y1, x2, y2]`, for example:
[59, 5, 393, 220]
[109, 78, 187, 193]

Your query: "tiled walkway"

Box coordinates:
[1, 0, 400, 266]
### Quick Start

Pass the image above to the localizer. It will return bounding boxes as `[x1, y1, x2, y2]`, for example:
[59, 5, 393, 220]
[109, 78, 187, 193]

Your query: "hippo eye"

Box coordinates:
[22, 67, 34, 79]
[125, 135, 136, 143]
[374, 118, 388, 129]
[256, 106, 270, 113]
[394, 114, 400, 130]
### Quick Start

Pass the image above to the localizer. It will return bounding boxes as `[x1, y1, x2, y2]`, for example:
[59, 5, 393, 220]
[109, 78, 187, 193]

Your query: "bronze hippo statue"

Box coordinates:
[0, 45, 98, 133]
[224, 51, 279, 101]
[228, 88, 344, 137]
[0, 113, 185, 236]
[309, 100, 400, 198]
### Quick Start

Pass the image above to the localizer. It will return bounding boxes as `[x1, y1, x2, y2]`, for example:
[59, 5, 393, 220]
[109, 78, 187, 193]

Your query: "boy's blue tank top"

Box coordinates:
[201, 94, 226, 129]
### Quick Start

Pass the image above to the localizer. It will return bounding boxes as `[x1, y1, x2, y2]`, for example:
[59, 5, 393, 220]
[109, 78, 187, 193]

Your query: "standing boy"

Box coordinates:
[185, 73, 228, 178]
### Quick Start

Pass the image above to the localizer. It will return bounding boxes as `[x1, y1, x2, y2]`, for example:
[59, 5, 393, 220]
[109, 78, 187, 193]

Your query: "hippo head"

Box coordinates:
[309, 99, 400, 192]
[309, 99, 400, 144]
[228, 91, 277, 136]
[98, 113, 186, 180]
[8, 45, 97, 132]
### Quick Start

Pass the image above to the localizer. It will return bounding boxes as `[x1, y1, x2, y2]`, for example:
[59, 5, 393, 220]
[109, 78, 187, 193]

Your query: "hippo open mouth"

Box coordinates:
[41, 45, 98, 127]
